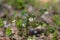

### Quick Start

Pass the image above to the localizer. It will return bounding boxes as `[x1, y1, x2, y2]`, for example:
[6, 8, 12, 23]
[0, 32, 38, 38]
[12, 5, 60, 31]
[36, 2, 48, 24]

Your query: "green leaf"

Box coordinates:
[21, 9, 27, 16]
[52, 30, 58, 40]
[39, 8, 47, 14]
[48, 27, 55, 33]
[53, 15, 60, 26]
[6, 27, 12, 36]
[12, 0, 26, 9]
[16, 19, 23, 28]
[53, 15, 59, 19]
[0, 18, 3, 28]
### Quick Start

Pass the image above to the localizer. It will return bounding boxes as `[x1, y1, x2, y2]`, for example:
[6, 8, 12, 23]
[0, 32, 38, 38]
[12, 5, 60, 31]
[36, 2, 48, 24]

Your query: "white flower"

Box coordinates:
[44, 11, 49, 14]
[29, 17, 34, 22]
[37, 25, 42, 29]
[12, 20, 16, 26]
[3, 21, 7, 25]
[12, 20, 16, 23]
[22, 24, 25, 27]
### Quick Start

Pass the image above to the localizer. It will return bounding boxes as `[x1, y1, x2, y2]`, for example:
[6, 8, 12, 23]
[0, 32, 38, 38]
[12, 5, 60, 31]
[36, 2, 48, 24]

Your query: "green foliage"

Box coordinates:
[29, 21, 47, 28]
[39, 8, 47, 14]
[28, 0, 35, 6]
[7, 0, 14, 5]
[13, 11, 17, 16]
[29, 21, 39, 28]
[21, 9, 27, 16]
[0, 18, 3, 28]
[7, 0, 26, 10]
[6, 27, 12, 36]
[28, 0, 40, 8]
[53, 15, 59, 20]
[41, 22, 47, 28]
[0, 0, 60, 39]
[16, 19, 23, 28]
[28, 14, 35, 18]
[48, 26, 55, 33]
[12, 0, 26, 10]
[53, 15, 60, 26]
[27, 36, 36, 40]
[44, 26, 55, 36]
[52, 30, 58, 40]
[23, 19, 28, 26]
[27, 36, 32, 40]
